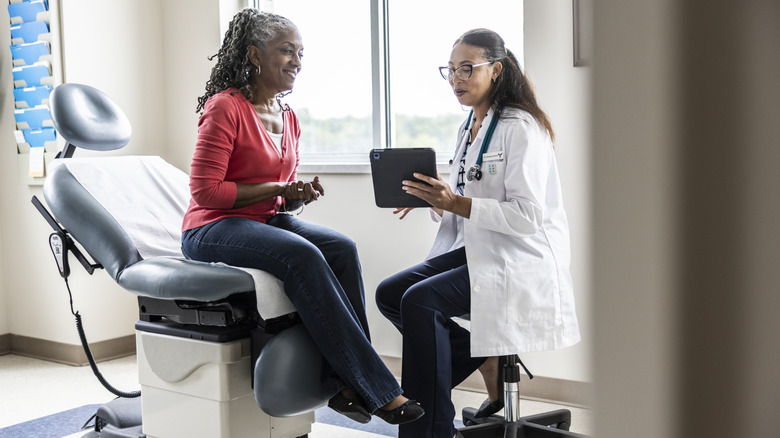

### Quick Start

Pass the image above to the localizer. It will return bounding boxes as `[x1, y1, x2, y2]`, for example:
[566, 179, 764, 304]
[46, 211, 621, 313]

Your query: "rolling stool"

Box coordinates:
[458, 355, 585, 437]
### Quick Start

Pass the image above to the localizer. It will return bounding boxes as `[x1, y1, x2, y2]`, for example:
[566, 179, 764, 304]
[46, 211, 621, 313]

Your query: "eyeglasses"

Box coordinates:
[439, 61, 493, 81]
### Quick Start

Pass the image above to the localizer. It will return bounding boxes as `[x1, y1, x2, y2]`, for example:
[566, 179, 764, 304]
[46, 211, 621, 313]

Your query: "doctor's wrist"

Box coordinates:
[449, 194, 472, 219]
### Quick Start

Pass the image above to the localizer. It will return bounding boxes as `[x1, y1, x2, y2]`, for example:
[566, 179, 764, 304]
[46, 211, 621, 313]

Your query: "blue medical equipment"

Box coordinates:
[13, 85, 52, 108]
[10, 41, 50, 67]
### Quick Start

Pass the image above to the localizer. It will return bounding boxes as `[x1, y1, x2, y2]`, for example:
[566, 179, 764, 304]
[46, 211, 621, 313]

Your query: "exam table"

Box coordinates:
[34, 83, 329, 438]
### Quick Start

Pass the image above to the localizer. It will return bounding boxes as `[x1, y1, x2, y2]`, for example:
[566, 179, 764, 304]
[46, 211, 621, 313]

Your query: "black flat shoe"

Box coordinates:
[474, 355, 533, 418]
[474, 356, 506, 418]
[328, 392, 372, 424]
[474, 397, 504, 418]
[373, 400, 425, 425]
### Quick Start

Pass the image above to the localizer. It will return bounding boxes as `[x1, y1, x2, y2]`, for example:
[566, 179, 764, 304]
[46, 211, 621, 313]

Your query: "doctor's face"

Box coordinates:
[447, 42, 497, 112]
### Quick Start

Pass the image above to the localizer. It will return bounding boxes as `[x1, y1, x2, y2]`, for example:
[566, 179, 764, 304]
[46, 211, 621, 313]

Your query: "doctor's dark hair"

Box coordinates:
[196, 9, 296, 114]
[455, 28, 555, 142]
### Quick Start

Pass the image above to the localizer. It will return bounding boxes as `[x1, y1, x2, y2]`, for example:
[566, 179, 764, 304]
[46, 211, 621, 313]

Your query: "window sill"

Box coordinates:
[298, 161, 452, 175]
[297, 162, 371, 174]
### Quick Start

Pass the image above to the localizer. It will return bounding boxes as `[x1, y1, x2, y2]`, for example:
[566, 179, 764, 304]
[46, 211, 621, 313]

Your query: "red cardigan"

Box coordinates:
[182, 89, 300, 231]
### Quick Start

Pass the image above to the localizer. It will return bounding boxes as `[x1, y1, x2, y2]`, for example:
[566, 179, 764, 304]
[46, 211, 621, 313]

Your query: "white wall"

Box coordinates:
[0, 0, 222, 345]
[518, 0, 592, 382]
[161, 0, 223, 170]
[61, 0, 167, 157]
[0, 4, 11, 337]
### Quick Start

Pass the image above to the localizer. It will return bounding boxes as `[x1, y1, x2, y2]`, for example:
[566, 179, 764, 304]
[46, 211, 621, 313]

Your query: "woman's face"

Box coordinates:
[447, 42, 498, 111]
[253, 27, 303, 95]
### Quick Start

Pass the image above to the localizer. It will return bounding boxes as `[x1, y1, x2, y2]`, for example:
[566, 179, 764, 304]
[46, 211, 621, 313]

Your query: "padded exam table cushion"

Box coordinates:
[43, 156, 296, 318]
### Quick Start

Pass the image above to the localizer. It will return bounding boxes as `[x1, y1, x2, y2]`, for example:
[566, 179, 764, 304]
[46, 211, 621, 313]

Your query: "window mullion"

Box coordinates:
[371, 0, 391, 149]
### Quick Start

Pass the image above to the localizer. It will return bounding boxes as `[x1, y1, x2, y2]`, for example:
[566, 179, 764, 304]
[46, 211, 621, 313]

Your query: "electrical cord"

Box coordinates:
[64, 277, 141, 399]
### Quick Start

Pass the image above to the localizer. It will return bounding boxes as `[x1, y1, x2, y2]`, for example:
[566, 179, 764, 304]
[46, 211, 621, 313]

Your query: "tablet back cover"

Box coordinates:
[370, 148, 436, 208]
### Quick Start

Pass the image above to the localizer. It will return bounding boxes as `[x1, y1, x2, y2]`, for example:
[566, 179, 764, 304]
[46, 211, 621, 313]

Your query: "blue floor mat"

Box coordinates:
[0, 404, 463, 437]
[0, 404, 100, 438]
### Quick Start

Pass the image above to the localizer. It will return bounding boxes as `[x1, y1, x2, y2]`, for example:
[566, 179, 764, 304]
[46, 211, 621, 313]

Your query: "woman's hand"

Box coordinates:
[283, 176, 324, 204]
[402, 173, 471, 218]
[393, 207, 414, 220]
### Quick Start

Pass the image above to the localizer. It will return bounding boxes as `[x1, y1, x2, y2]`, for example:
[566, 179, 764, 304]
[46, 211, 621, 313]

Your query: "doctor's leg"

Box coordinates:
[396, 264, 485, 438]
[376, 248, 468, 333]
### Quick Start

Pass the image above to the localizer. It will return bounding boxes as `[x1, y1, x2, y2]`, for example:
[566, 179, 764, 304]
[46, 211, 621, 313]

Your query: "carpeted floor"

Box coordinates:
[0, 402, 465, 438]
[0, 404, 101, 438]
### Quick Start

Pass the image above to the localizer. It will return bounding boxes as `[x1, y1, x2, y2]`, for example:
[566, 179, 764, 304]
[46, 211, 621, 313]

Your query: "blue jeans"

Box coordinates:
[376, 247, 486, 438]
[182, 214, 402, 412]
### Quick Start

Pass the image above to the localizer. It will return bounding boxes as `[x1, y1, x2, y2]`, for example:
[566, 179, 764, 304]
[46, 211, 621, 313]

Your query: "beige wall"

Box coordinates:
[591, 0, 681, 435]
[592, 1, 780, 437]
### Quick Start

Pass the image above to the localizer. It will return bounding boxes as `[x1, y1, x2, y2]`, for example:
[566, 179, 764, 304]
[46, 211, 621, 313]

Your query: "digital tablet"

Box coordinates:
[369, 148, 437, 208]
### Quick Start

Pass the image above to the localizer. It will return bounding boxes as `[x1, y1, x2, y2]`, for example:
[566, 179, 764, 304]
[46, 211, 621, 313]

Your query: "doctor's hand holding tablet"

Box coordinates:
[373, 28, 581, 438]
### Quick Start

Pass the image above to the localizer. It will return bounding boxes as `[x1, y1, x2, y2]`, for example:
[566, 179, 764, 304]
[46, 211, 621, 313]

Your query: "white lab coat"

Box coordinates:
[427, 106, 580, 357]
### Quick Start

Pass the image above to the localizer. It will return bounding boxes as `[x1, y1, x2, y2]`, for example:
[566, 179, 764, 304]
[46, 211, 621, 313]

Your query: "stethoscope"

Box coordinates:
[450, 107, 501, 181]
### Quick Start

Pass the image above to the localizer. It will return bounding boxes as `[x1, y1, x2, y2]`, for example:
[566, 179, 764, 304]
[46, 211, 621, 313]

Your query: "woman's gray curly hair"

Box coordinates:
[196, 8, 297, 114]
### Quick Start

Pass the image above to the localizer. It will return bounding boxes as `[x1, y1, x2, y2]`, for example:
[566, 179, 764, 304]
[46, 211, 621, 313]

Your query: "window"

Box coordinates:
[269, 0, 374, 162]
[255, 0, 523, 167]
[387, 0, 523, 161]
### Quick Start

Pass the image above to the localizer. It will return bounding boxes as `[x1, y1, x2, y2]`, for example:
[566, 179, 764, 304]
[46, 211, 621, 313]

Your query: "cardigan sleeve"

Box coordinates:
[189, 93, 239, 209]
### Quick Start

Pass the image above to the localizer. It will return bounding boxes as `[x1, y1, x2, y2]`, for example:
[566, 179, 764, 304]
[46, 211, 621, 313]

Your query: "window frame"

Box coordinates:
[249, 0, 451, 173]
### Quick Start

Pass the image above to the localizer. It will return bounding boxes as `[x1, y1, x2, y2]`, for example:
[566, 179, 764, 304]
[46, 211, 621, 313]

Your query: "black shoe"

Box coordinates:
[328, 392, 372, 424]
[373, 400, 425, 425]
[474, 398, 504, 418]
[474, 356, 506, 418]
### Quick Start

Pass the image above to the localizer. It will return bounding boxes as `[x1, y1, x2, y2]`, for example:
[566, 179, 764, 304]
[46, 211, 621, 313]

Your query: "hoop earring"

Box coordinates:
[257, 66, 261, 75]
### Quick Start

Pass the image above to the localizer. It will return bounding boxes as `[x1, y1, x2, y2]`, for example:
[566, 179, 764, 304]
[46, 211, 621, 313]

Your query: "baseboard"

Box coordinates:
[8, 334, 136, 366]
[380, 355, 592, 408]
[0, 333, 10, 355]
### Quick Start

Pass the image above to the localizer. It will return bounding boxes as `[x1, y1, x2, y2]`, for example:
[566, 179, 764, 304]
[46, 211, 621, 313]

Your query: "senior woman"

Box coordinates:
[181, 8, 423, 426]
[376, 28, 581, 437]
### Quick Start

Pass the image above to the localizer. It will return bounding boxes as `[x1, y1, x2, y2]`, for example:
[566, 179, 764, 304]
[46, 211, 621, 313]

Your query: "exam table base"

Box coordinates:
[135, 325, 313, 438]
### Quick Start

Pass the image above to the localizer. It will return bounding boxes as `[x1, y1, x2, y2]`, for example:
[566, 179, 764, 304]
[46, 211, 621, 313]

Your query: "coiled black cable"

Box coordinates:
[65, 277, 141, 398]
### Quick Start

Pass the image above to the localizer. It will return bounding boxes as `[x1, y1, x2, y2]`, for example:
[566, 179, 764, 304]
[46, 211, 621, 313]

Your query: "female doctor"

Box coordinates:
[375, 28, 581, 438]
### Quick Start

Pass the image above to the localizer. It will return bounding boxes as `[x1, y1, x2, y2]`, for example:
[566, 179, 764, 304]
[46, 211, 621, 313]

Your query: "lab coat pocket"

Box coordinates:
[505, 259, 557, 323]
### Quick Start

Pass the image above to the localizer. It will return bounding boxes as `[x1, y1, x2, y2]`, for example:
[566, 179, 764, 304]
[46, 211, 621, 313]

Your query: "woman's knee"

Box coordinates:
[293, 240, 328, 266]
[332, 233, 359, 260]
[399, 283, 438, 316]
[375, 276, 404, 317]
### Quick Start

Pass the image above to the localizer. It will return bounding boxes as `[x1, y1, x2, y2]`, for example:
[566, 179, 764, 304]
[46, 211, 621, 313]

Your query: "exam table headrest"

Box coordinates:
[49, 83, 132, 152]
